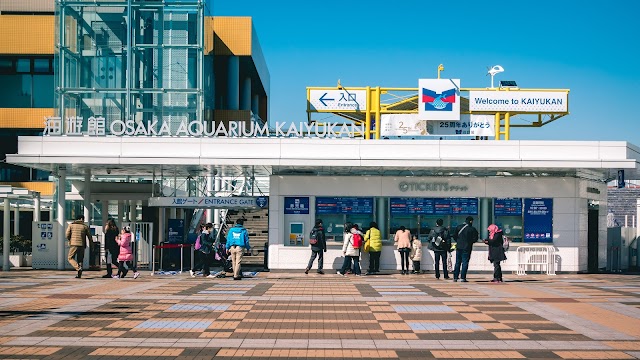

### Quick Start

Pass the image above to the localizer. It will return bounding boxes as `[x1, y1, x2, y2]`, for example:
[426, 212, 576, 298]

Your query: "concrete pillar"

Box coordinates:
[170, 208, 177, 219]
[3, 200, 10, 271]
[158, 207, 166, 244]
[57, 168, 66, 270]
[83, 169, 92, 225]
[214, 176, 222, 232]
[117, 201, 124, 228]
[480, 198, 490, 240]
[636, 199, 640, 267]
[227, 56, 239, 110]
[33, 193, 41, 222]
[376, 198, 387, 239]
[13, 204, 19, 236]
[240, 77, 251, 111]
[251, 94, 259, 116]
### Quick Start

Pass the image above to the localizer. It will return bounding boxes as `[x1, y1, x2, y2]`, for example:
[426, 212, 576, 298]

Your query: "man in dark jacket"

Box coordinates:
[429, 219, 450, 279]
[452, 216, 479, 282]
[305, 219, 326, 274]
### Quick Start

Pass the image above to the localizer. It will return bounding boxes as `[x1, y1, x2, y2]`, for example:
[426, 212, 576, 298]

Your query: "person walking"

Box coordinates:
[484, 224, 507, 283]
[102, 219, 120, 278]
[115, 226, 140, 279]
[337, 223, 362, 276]
[410, 235, 422, 274]
[226, 219, 250, 280]
[198, 223, 215, 277]
[305, 219, 326, 274]
[66, 215, 92, 279]
[429, 219, 451, 279]
[452, 216, 479, 282]
[394, 226, 412, 275]
[364, 222, 382, 274]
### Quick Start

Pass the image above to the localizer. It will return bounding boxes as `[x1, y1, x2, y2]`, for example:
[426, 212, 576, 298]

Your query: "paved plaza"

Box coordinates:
[0, 270, 639, 359]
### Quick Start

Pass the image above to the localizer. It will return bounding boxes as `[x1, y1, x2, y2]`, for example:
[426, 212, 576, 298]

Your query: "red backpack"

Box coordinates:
[352, 233, 363, 248]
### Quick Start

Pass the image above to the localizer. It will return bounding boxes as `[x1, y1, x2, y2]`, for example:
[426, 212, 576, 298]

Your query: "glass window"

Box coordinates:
[0, 74, 32, 107]
[0, 58, 13, 74]
[33, 59, 51, 73]
[32, 75, 55, 107]
[16, 59, 31, 73]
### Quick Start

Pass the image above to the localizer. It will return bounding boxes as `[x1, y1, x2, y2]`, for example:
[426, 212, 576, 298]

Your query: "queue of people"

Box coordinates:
[304, 217, 506, 282]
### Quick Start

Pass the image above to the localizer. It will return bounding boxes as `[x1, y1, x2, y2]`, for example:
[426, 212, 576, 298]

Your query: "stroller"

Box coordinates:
[214, 242, 233, 276]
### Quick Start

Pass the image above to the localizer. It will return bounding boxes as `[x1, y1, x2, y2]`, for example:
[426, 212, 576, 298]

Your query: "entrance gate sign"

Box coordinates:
[309, 89, 367, 111]
[469, 90, 568, 113]
[149, 196, 269, 209]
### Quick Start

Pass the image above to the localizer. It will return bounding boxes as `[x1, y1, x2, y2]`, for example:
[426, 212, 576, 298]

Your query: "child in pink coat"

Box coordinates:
[115, 226, 139, 279]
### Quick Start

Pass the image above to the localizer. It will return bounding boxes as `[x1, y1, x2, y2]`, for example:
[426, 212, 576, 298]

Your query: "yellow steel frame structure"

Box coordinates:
[307, 86, 570, 140]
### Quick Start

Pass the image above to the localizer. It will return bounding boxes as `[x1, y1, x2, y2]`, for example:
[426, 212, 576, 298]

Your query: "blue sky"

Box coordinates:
[214, 0, 640, 143]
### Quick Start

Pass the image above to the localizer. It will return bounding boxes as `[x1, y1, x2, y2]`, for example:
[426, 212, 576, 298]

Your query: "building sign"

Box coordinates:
[494, 198, 523, 216]
[316, 197, 374, 214]
[418, 79, 461, 121]
[284, 197, 310, 214]
[43, 117, 366, 138]
[390, 197, 477, 215]
[399, 181, 468, 192]
[523, 198, 553, 242]
[468, 90, 568, 113]
[309, 89, 367, 111]
[427, 115, 494, 136]
[148, 196, 269, 209]
[168, 219, 185, 243]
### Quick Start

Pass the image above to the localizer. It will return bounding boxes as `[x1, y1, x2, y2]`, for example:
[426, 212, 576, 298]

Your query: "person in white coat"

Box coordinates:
[337, 223, 362, 276]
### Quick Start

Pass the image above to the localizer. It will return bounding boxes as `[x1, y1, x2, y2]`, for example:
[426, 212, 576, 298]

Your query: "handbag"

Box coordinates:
[446, 252, 453, 272]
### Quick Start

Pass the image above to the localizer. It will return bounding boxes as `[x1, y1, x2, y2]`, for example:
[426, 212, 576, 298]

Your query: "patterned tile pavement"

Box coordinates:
[0, 270, 639, 359]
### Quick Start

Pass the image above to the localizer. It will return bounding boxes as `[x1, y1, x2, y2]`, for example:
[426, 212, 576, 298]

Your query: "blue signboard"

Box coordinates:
[434, 198, 478, 215]
[285, 197, 310, 214]
[168, 219, 185, 243]
[316, 197, 374, 214]
[523, 198, 553, 243]
[495, 198, 523, 216]
[390, 198, 435, 214]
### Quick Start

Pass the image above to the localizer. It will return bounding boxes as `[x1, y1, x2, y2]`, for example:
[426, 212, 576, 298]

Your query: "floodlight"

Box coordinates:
[486, 65, 504, 88]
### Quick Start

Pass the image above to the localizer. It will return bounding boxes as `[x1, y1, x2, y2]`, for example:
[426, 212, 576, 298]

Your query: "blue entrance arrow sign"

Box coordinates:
[319, 93, 335, 107]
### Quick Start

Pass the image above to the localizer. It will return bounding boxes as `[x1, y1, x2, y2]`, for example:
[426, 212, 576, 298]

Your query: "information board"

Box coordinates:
[390, 198, 477, 215]
[523, 198, 553, 242]
[316, 197, 374, 214]
[495, 198, 523, 216]
[168, 219, 185, 243]
[390, 198, 434, 214]
[284, 197, 310, 214]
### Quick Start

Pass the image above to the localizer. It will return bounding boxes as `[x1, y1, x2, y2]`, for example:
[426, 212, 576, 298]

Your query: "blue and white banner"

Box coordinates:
[418, 79, 461, 121]
[149, 196, 269, 209]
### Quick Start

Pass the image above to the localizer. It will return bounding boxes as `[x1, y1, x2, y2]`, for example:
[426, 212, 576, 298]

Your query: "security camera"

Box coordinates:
[106, 169, 111, 174]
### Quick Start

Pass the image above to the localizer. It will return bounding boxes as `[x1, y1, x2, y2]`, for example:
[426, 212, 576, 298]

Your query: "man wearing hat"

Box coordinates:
[226, 219, 251, 280]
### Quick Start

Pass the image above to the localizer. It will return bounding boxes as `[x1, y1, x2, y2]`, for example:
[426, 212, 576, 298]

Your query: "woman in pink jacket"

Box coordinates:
[394, 226, 412, 275]
[115, 226, 139, 279]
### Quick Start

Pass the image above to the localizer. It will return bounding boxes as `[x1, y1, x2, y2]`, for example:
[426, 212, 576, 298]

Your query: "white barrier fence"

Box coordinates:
[516, 245, 556, 275]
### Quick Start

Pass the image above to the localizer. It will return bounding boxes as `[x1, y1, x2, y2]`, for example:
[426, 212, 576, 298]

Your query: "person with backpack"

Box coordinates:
[337, 222, 361, 276]
[226, 219, 251, 280]
[364, 222, 382, 274]
[484, 224, 507, 283]
[452, 216, 479, 282]
[305, 219, 326, 275]
[429, 219, 451, 279]
[394, 226, 412, 275]
[190, 224, 208, 277]
[410, 235, 422, 274]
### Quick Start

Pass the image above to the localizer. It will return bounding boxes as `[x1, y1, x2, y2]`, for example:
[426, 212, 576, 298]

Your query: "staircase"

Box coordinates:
[225, 209, 268, 266]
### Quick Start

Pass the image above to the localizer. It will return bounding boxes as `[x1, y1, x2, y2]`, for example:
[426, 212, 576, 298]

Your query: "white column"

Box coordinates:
[170, 208, 177, 219]
[214, 176, 222, 232]
[33, 193, 41, 222]
[158, 207, 166, 244]
[13, 204, 19, 236]
[3, 200, 10, 271]
[57, 168, 66, 270]
[480, 198, 490, 240]
[206, 175, 214, 224]
[83, 169, 92, 225]
[240, 77, 251, 111]
[227, 56, 239, 110]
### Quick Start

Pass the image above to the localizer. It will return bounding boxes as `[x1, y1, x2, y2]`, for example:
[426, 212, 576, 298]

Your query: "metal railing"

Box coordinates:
[516, 245, 556, 275]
